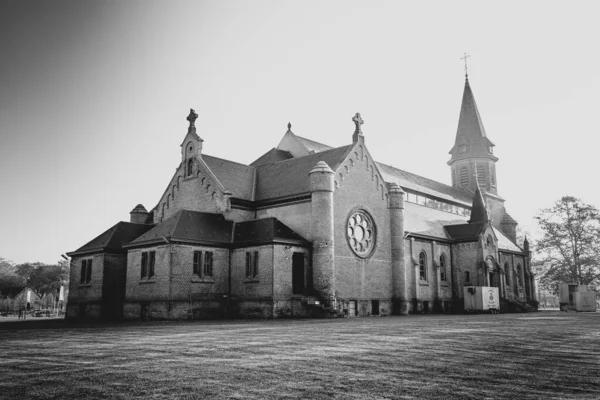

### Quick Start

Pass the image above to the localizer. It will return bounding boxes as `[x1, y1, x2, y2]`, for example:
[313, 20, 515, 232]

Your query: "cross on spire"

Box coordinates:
[461, 53, 471, 78]
[352, 112, 364, 133]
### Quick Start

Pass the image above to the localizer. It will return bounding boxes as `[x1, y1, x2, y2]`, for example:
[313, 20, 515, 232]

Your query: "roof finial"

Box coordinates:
[187, 108, 198, 134]
[461, 52, 471, 80]
[287, 122, 292, 131]
[352, 112, 364, 133]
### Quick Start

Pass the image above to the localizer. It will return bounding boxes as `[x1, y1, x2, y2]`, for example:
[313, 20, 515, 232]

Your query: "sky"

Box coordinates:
[1, 0, 599, 264]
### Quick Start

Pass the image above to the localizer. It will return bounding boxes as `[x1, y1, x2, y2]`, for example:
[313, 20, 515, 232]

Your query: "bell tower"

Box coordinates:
[448, 57, 506, 229]
[448, 73, 498, 195]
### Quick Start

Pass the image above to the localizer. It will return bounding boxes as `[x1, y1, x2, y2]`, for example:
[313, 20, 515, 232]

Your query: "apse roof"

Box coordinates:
[126, 211, 307, 248]
[128, 210, 234, 247]
[234, 217, 309, 246]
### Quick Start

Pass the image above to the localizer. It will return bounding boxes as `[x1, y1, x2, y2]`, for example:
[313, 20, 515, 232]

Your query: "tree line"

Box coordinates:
[0, 258, 69, 295]
[534, 196, 600, 295]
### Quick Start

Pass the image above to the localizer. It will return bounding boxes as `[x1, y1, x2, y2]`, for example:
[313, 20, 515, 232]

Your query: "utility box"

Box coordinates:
[463, 286, 500, 313]
[558, 284, 596, 311]
[574, 291, 597, 312]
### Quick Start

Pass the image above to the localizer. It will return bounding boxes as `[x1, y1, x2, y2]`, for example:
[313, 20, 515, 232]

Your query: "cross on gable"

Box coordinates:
[352, 112, 364, 132]
[187, 109, 198, 126]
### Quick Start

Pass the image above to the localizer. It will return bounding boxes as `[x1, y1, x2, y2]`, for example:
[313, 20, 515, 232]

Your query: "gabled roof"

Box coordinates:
[449, 78, 497, 163]
[68, 222, 154, 256]
[444, 222, 487, 242]
[376, 162, 473, 206]
[0, 287, 26, 298]
[254, 145, 352, 201]
[128, 210, 234, 247]
[294, 134, 333, 153]
[250, 148, 293, 167]
[202, 155, 255, 200]
[234, 217, 309, 246]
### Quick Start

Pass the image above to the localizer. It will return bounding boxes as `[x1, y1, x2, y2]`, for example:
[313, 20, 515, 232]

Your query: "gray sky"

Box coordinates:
[1, 0, 599, 264]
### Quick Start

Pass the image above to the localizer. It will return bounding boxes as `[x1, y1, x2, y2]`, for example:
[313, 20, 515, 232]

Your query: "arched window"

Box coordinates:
[490, 164, 496, 187]
[486, 235, 493, 249]
[477, 164, 486, 186]
[464, 270, 471, 283]
[419, 251, 427, 281]
[460, 166, 469, 187]
[517, 264, 523, 286]
[440, 254, 447, 282]
[504, 262, 510, 285]
[187, 158, 194, 176]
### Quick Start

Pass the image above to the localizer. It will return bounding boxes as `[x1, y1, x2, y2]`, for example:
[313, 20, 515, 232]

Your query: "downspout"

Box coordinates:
[162, 236, 172, 313]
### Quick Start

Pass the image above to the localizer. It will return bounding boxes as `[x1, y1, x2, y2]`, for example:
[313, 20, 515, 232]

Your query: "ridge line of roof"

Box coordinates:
[202, 153, 254, 169]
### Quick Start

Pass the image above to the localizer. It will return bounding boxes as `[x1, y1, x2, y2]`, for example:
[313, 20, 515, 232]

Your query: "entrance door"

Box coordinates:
[292, 253, 305, 295]
[489, 273, 494, 287]
[371, 300, 380, 316]
[348, 300, 357, 317]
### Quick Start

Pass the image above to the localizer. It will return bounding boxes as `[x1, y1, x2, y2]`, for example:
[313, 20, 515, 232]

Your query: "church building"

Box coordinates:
[66, 75, 537, 320]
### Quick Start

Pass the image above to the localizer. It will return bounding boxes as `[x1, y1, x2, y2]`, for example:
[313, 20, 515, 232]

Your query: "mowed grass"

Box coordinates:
[1, 312, 599, 400]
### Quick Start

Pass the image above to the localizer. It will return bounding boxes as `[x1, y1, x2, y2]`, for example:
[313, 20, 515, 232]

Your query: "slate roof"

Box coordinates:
[294, 134, 334, 153]
[234, 217, 309, 246]
[404, 202, 469, 240]
[128, 210, 234, 247]
[448, 78, 497, 163]
[202, 155, 255, 200]
[254, 145, 352, 201]
[493, 227, 523, 253]
[376, 162, 473, 206]
[68, 222, 154, 256]
[444, 222, 487, 242]
[250, 148, 293, 167]
[126, 210, 308, 248]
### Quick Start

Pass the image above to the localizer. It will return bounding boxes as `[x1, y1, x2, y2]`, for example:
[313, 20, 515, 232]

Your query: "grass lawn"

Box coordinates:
[1, 311, 599, 399]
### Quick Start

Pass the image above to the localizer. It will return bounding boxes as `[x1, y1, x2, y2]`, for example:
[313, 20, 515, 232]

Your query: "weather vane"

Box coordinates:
[461, 53, 471, 78]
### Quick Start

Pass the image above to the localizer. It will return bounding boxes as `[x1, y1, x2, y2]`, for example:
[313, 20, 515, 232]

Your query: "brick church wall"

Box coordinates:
[67, 253, 105, 319]
[124, 244, 229, 320]
[331, 145, 393, 316]
[230, 245, 274, 318]
[155, 166, 230, 223]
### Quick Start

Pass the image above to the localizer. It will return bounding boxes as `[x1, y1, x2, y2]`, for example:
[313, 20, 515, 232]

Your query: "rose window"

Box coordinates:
[347, 210, 376, 257]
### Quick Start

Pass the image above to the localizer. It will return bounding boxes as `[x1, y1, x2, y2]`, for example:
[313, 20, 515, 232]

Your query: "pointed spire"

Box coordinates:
[448, 68, 497, 164]
[469, 172, 489, 223]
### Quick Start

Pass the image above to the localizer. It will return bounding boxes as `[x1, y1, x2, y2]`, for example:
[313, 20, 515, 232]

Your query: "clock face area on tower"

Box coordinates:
[187, 142, 194, 155]
[347, 210, 376, 258]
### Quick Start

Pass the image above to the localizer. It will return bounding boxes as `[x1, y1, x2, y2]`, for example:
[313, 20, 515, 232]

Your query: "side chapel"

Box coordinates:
[67, 75, 537, 320]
